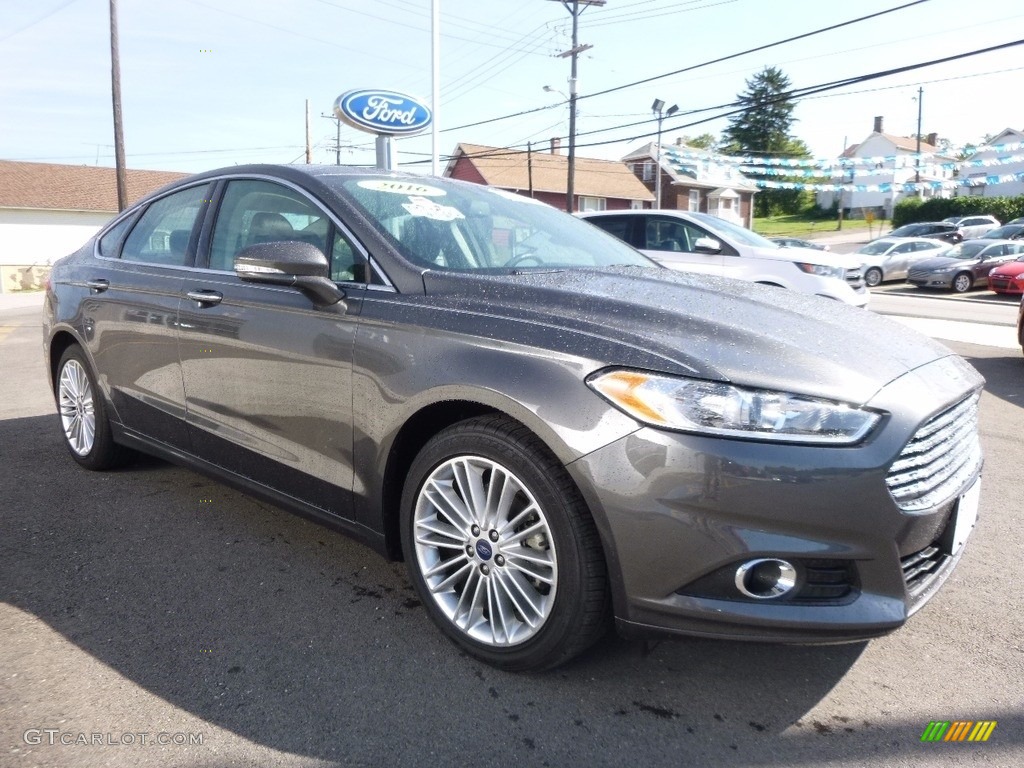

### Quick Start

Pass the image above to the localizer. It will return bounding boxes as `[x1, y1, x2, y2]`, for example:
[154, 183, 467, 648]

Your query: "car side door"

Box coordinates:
[639, 215, 727, 275]
[83, 183, 212, 450]
[177, 177, 369, 522]
[884, 241, 917, 278]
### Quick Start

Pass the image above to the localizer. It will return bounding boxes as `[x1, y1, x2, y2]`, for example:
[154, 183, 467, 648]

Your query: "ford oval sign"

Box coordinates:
[334, 89, 432, 136]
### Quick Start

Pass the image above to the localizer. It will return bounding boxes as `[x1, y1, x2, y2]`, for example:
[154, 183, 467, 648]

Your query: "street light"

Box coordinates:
[652, 98, 678, 208]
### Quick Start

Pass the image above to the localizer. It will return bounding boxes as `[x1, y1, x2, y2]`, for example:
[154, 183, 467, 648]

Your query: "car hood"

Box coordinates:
[990, 261, 1024, 276]
[421, 267, 956, 406]
[752, 245, 860, 269]
[912, 256, 978, 271]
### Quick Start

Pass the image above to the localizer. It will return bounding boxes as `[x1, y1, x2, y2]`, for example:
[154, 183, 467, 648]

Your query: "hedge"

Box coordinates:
[892, 195, 1024, 227]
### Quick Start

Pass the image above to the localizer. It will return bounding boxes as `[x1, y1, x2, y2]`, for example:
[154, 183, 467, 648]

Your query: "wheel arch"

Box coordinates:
[47, 330, 83, 393]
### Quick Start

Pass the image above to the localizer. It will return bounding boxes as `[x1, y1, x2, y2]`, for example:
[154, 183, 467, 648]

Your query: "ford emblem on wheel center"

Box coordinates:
[334, 89, 432, 136]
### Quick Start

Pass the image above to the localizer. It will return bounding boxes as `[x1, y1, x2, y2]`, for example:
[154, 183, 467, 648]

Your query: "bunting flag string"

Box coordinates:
[752, 171, 1024, 193]
[664, 142, 1024, 173]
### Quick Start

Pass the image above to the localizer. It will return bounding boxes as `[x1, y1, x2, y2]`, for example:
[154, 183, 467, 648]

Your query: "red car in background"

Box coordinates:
[987, 255, 1024, 295]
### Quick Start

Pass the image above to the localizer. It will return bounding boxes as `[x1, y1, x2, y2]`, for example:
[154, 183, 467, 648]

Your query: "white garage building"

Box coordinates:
[0, 161, 185, 293]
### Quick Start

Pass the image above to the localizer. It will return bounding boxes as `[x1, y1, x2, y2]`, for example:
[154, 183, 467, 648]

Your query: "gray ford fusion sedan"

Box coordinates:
[43, 165, 984, 671]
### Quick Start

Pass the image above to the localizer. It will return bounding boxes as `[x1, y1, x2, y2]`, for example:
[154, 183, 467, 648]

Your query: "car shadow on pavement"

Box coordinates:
[3, 413, 1021, 766]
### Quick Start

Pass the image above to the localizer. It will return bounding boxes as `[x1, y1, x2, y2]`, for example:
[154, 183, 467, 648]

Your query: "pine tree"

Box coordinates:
[722, 67, 810, 217]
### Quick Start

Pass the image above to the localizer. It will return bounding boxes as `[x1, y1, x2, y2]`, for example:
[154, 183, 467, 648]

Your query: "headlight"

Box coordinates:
[796, 262, 845, 280]
[587, 369, 880, 445]
[930, 266, 957, 273]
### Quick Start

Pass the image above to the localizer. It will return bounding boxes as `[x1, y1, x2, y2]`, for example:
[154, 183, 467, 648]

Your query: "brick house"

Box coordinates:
[621, 140, 757, 227]
[0, 160, 186, 292]
[443, 142, 654, 212]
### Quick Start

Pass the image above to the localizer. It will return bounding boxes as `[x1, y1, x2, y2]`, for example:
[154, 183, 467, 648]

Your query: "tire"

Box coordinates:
[951, 272, 973, 293]
[400, 415, 609, 671]
[55, 346, 131, 470]
[864, 267, 883, 288]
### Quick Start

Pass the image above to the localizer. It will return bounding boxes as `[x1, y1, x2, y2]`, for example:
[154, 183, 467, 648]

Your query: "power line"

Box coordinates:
[440, 0, 934, 134]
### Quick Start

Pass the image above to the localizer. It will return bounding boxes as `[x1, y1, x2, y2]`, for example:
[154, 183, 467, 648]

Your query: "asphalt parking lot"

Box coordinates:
[2, 301, 1022, 767]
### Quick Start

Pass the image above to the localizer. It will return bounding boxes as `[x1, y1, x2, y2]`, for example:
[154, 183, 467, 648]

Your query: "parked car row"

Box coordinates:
[855, 235, 1024, 294]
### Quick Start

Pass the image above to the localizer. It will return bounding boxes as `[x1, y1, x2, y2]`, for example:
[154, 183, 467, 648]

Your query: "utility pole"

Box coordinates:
[527, 142, 534, 197]
[550, 0, 604, 213]
[322, 114, 343, 164]
[305, 99, 312, 164]
[109, 0, 127, 211]
[915, 86, 923, 186]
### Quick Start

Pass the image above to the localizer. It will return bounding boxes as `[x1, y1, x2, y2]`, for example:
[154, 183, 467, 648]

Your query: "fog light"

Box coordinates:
[735, 558, 797, 599]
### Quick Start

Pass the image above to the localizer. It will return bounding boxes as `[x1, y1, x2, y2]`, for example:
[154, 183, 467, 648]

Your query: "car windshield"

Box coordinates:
[685, 211, 779, 248]
[943, 242, 986, 259]
[982, 226, 1022, 239]
[858, 241, 897, 255]
[942, 216, 960, 224]
[334, 177, 654, 271]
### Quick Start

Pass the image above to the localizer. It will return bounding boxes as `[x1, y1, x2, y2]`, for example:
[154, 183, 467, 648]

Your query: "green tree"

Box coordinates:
[721, 66, 811, 217]
[681, 133, 718, 151]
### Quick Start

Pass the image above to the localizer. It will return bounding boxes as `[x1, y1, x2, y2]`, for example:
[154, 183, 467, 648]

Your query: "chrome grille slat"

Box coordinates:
[886, 393, 981, 512]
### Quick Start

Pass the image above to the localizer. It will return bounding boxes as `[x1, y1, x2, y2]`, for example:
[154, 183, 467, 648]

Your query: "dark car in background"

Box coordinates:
[908, 239, 1024, 292]
[43, 165, 984, 671]
[886, 221, 963, 243]
[979, 223, 1024, 241]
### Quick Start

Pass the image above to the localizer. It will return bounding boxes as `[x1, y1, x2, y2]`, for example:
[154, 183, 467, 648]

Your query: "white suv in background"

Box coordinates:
[578, 210, 868, 307]
[943, 215, 1000, 240]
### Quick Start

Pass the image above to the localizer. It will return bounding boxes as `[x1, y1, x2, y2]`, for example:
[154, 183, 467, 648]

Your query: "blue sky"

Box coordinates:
[1, 0, 1022, 174]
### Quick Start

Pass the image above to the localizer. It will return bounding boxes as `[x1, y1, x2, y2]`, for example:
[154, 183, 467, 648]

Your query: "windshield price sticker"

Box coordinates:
[357, 180, 445, 197]
[402, 196, 465, 221]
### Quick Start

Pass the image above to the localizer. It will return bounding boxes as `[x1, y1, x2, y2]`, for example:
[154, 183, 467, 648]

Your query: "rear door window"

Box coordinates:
[120, 185, 210, 266]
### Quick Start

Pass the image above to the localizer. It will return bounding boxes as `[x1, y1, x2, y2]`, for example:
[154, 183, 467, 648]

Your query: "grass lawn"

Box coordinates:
[753, 215, 887, 240]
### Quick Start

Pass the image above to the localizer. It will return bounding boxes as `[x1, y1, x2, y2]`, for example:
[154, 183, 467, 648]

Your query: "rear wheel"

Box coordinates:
[56, 346, 130, 470]
[952, 272, 973, 293]
[864, 267, 883, 288]
[400, 415, 609, 671]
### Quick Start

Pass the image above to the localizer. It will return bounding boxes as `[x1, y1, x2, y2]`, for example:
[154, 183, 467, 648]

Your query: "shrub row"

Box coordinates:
[892, 195, 1024, 227]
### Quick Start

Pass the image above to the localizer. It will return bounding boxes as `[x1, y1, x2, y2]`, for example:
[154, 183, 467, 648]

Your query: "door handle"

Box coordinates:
[186, 290, 223, 306]
[86, 279, 109, 293]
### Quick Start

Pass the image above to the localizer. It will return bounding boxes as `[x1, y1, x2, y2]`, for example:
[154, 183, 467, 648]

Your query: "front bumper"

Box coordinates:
[567, 355, 983, 644]
[908, 273, 955, 289]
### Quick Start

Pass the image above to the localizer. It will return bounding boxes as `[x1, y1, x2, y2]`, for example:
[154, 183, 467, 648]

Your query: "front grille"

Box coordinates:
[885, 393, 982, 512]
[845, 266, 865, 291]
[901, 545, 950, 599]
[907, 268, 930, 283]
[988, 277, 1010, 289]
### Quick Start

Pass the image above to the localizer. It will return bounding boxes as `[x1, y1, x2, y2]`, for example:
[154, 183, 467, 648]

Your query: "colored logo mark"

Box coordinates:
[921, 720, 996, 742]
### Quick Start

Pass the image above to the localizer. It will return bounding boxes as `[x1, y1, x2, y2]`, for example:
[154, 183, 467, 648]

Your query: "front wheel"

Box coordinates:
[951, 272, 973, 293]
[56, 346, 131, 470]
[400, 415, 609, 671]
[864, 267, 883, 288]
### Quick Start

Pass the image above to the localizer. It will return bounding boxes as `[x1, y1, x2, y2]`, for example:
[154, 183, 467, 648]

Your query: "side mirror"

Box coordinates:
[235, 241, 345, 307]
[693, 236, 721, 254]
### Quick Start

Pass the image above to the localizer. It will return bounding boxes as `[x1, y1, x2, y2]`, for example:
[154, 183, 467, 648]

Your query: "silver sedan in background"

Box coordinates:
[855, 237, 951, 287]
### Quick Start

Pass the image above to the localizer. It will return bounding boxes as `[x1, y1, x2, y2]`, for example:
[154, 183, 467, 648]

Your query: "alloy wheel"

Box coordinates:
[58, 359, 96, 456]
[412, 455, 558, 647]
